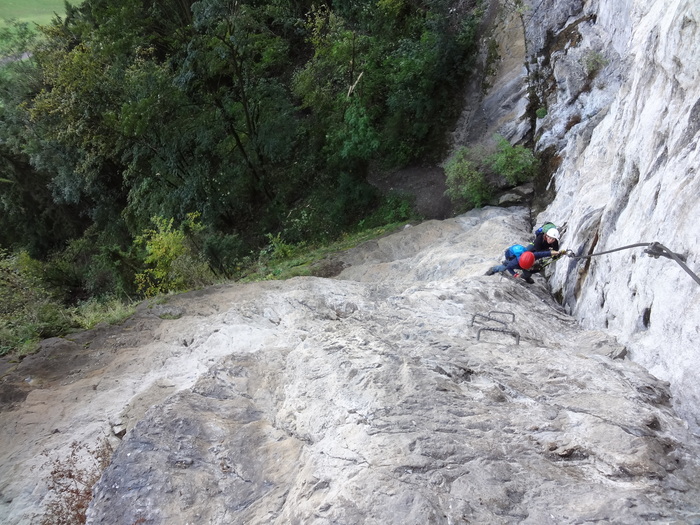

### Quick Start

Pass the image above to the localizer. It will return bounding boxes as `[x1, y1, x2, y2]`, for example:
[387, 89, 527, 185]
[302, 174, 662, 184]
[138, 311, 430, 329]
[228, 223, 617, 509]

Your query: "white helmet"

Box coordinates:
[545, 228, 560, 240]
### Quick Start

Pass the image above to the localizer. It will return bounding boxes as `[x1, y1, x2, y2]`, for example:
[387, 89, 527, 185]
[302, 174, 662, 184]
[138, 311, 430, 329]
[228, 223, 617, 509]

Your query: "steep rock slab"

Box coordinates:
[2, 207, 699, 524]
[530, 0, 700, 431]
[451, 0, 700, 431]
[87, 208, 700, 524]
[88, 278, 700, 524]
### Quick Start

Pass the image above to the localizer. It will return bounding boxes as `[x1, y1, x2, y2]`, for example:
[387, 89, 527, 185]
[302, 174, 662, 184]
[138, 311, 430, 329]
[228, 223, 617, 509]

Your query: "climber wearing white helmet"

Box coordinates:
[529, 222, 560, 252]
[518, 222, 564, 283]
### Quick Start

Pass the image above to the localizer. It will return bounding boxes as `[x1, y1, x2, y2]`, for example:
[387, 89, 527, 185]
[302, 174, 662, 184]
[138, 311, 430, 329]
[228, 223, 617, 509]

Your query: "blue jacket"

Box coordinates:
[502, 250, 552, 275]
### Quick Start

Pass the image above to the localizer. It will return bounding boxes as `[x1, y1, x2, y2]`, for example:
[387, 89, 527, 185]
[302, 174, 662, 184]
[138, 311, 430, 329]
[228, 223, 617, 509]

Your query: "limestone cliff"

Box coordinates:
[457, 0, 700, 432]
[544, 0, 700, 434]
[0, 208, 698, 524]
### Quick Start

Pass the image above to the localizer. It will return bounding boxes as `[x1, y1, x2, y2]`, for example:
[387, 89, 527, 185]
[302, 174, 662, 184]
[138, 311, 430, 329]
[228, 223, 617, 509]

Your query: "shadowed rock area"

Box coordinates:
[2, 207, 698, 524]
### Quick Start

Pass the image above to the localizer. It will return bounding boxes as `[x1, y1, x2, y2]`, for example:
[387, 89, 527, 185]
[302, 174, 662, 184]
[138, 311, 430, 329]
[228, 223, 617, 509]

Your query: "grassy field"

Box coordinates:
[0, 0, 67, 27]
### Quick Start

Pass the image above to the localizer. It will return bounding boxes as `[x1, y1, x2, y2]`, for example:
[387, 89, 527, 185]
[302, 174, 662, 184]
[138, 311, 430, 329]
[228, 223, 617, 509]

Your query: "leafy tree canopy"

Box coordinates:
[0, 0, 482, 308]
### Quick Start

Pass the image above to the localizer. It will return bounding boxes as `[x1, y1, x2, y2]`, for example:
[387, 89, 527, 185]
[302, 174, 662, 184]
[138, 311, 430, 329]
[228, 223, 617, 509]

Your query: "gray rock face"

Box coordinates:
[455, 0, 700, 432]
[531, 0, 700, 432]
[1, 208, 699, 524]
[2, 0, 700, 523]
[82, 208, 698, 524]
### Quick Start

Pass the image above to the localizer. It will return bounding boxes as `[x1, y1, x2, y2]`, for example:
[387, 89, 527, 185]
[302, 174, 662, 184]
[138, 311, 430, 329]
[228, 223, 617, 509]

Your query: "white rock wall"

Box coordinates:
[539, 0, 700, 431]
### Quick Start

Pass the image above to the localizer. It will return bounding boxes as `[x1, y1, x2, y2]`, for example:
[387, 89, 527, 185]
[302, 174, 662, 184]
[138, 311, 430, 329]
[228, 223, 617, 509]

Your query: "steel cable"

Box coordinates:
[564, 242, 700, 286]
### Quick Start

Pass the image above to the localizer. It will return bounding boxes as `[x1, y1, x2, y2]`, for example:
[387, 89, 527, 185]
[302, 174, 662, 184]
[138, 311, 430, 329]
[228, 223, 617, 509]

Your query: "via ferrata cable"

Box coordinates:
[563, 242, 700, 286]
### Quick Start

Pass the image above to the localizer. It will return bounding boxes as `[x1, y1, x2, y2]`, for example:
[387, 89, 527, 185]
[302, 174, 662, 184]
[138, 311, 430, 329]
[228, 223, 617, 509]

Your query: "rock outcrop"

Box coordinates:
[541, 0, 700, 433]
[457, 0, 700, 432]
[1, 207, 699, 524]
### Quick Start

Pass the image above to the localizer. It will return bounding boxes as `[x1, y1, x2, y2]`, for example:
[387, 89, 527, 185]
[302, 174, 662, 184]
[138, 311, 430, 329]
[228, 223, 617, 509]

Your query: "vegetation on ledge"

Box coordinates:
[0, 0, 487, 355]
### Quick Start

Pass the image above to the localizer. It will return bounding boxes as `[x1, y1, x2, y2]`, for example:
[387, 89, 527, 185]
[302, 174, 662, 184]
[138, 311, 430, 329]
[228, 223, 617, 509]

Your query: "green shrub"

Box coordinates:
[134, 213, 215, 297]
[582, 50, 608, 78]
[169, 252, 217, 290]
[85, 256, 133, 299]
[202, 232, 248, 278]
[444, 147, 492, 209]
[0, 250, 139, 355]
[280, 201, 324, 245]
[72, 296, 135, 330]
[358, 192, 417, 230]
[0, 250, 73, 355]
[330, 173, 380, 229]
[35, 230, 140, 305]
[262, 233, 298, 261]
[536, 107, 547, 119]
[487, 134, 539, 185]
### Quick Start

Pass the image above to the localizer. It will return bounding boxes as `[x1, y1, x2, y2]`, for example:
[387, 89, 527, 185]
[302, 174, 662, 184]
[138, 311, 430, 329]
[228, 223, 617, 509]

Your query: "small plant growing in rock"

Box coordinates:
[487, 134, 539, 185]
[582, 50, 608, 78]
[482, 38, 501, 92]
[565, 113, 582, 131]
[536, 107, 548, 119]
[37, 438, 113, 525]
[444, 147, 492, 209]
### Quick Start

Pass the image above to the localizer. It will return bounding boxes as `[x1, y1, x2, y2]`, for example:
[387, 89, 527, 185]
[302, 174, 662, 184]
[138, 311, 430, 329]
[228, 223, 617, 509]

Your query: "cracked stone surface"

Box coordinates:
[3, 207, 698, 524]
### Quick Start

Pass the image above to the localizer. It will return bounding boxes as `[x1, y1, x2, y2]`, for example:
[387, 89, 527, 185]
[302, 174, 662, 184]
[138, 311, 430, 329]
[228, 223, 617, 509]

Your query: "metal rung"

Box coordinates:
[477, 327, 520, 345]
[488, 311, 515, 323]
[470, 313, 508, 327]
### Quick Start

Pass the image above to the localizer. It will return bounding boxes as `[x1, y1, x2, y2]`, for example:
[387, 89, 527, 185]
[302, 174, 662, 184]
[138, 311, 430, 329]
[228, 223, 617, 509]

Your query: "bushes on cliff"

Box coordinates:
[134, 213, 215, 297]
[444, 135, 539, 210]
[444, 147, 492, 209]
[0, 0, 484, 353]
[0, 249, 137, 356]
[489, 135, 539, 184]
[0, 250, 70, 355]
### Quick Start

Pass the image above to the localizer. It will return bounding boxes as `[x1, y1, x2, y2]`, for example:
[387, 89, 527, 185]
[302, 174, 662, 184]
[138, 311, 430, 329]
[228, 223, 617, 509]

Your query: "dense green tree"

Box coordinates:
[0, 21, 87, 255]
[295, 0, 477, 168]
[0, 0, 481, 306]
